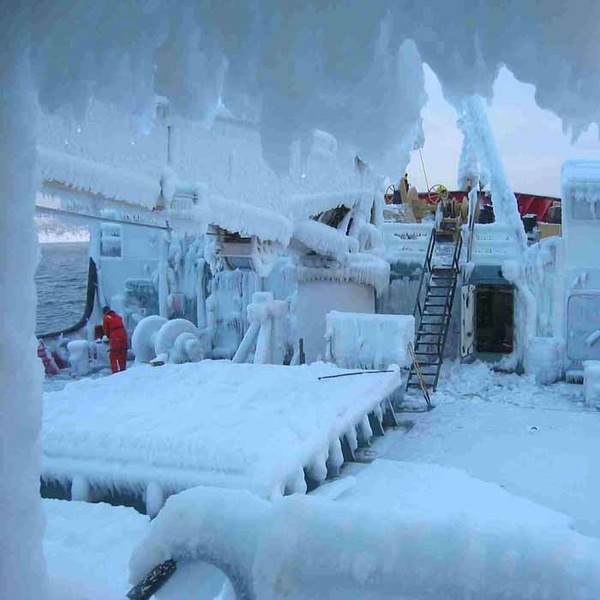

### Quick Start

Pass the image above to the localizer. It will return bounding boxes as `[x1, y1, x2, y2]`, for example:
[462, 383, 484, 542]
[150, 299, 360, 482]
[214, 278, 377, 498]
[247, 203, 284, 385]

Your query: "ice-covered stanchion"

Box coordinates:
[583, 361, 600, 409]
[233, 292, 288, 365]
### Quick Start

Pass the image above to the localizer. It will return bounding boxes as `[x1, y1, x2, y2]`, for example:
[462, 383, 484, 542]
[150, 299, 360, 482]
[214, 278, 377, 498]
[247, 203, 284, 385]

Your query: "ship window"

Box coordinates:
[100, 223, 122, 258]
[475, 285, 514, 354]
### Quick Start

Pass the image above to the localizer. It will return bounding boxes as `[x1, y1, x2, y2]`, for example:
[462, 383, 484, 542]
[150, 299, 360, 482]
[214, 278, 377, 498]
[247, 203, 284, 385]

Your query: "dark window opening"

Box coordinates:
[475, 285, 514, 353]
[313, 206, 350, 229]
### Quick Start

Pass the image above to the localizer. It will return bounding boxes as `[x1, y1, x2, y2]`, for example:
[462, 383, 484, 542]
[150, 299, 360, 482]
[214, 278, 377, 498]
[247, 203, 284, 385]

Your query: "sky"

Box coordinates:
[407, 65, 600, 198]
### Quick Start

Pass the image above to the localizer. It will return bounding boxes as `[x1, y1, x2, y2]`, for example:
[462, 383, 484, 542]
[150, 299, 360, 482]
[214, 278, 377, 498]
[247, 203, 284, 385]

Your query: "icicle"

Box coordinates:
[145, 482, 165, 517]
[71, 476, 91, 502]
[357, 416, 373, 447]
[326, 439, 344, 477]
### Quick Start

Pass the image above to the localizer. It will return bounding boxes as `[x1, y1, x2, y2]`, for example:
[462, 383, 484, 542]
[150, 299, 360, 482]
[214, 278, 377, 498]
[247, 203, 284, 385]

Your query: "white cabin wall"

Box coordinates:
[98, 224, 164, 329]
[296, 281, 375, 363]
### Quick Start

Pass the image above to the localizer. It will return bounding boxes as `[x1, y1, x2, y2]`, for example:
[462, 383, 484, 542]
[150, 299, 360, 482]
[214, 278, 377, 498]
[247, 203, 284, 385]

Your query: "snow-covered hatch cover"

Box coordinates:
[42, 361, 401, 502]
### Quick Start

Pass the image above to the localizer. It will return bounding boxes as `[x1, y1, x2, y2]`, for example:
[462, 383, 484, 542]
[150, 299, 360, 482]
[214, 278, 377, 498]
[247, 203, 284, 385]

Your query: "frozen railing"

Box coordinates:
[462, 223, 521, 265]
[381, 223, 434, 264]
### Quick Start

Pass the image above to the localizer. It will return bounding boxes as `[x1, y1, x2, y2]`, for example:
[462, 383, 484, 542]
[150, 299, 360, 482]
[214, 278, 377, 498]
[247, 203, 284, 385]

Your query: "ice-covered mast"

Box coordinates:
[457, 95, 527, 250]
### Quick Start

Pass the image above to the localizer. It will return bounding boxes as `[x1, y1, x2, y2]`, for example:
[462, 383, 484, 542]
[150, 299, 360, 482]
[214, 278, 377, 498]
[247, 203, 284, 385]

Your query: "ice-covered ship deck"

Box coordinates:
[42, 361, 401, 514]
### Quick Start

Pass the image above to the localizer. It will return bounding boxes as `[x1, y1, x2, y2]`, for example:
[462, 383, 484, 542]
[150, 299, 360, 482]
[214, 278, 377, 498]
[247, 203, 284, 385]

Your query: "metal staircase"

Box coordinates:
[406, 229, 462, 395]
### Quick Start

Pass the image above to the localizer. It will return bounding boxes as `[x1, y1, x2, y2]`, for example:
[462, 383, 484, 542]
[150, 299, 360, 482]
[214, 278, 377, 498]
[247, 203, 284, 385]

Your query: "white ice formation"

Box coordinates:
[5, 1, 600, 597]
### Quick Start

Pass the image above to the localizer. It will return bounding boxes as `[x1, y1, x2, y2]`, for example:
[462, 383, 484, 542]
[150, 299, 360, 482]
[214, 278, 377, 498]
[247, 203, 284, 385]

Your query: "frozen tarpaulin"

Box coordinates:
[42, 361, 401, 514]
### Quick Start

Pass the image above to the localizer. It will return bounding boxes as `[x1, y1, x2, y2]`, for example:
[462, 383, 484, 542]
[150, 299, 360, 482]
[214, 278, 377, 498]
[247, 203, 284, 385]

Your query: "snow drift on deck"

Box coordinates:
[45, 499, 149, 599]
[42, 361, 401, 499]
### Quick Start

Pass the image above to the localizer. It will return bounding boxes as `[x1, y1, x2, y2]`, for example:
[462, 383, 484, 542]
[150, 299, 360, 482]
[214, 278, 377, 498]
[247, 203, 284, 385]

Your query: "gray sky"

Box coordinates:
[407, 66, 600, 198]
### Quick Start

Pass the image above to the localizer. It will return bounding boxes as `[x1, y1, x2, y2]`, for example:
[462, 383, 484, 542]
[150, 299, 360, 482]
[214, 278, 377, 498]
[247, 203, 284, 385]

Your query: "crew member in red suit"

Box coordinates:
[102, 306, 128, 373]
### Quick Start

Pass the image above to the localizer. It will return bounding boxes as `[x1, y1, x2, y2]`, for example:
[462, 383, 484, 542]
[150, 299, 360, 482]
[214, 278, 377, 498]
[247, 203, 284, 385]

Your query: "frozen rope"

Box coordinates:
[318, 369, 394, 380]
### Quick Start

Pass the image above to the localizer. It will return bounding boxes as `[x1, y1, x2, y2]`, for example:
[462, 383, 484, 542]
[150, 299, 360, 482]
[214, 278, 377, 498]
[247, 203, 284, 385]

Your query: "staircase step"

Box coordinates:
[414, 365, 440, 372]
[407, 381, 434, 389]
[407, 377, 436, 385]
[408, 369, 437, 378]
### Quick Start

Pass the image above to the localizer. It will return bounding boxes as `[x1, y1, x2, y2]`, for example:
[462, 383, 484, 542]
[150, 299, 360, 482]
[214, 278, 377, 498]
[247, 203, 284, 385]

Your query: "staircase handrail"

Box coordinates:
[407, 342, 432, 409]
[413, 228, 436, 321]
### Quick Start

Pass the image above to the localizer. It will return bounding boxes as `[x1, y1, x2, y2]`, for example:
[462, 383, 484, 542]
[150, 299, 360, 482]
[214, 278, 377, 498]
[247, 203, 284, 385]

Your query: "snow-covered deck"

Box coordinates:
[42, 361, 401, 512]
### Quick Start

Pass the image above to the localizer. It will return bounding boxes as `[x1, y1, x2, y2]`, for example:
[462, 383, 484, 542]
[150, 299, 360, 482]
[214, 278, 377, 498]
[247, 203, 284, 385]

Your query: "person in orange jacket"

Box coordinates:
[102, 306, 128, 373]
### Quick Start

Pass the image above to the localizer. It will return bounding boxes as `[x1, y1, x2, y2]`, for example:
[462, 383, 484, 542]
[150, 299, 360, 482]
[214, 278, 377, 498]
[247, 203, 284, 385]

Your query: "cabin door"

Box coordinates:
[461, 284, 475, 359]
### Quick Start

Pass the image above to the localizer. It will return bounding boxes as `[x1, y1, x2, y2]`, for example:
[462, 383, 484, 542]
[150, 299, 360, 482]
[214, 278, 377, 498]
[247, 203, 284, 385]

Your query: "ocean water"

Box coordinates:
[36, 243, 90, 335]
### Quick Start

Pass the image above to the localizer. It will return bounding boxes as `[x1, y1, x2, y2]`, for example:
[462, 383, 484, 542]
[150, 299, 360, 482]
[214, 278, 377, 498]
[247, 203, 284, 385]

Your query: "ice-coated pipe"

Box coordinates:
[232, 323, 260, 364]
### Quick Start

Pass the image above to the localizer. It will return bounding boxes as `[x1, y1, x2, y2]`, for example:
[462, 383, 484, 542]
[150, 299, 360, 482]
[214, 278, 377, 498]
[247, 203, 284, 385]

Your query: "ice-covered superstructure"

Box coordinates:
[421, 158, 600, 382]
[560, 161, 600, 374]
[36, 91, 597, 389]
[37, 100, 392, 366]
